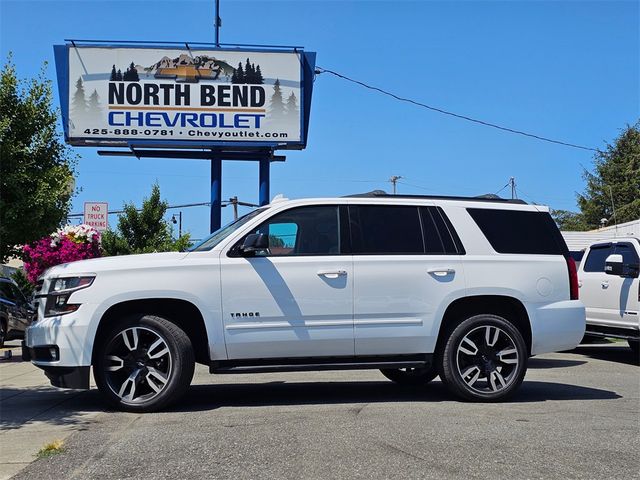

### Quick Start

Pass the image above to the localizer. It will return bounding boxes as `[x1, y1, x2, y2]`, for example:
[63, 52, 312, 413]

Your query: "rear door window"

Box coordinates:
[583, 244, 614, 272]
[467, 208, 567, 254]
[349, 205, 424, 254]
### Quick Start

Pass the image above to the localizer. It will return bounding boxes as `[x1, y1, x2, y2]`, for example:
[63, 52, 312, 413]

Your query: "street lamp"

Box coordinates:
[171, 211, 182, 237]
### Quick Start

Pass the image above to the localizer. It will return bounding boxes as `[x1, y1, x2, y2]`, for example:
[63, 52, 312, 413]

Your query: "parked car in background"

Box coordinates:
[0, 277, 35, 347]
[24, 193, 585, 411]
[578, 237, 640, 354]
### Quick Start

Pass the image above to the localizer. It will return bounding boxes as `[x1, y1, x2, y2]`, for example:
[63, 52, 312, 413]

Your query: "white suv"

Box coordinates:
[23, 193, 585, 411]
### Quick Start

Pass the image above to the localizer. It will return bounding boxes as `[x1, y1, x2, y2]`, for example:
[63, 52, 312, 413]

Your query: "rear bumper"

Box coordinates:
[530, 300, 586, 355]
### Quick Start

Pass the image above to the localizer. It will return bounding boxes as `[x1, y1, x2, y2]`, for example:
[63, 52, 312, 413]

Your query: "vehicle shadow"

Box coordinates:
[527, 358, 587, 369]
[570, 344, 640, 366]
[0, 387, 103, 430]
[170, 379, 621, 413]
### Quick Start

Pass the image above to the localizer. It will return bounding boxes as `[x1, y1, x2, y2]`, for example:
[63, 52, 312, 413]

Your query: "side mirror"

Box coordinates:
[240, 233, 269, 256]
[605, 254, 624, 276]
[605, 254, 639, 278]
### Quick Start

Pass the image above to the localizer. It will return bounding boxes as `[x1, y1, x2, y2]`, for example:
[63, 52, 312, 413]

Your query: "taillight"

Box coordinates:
[565, 255, 579, 300]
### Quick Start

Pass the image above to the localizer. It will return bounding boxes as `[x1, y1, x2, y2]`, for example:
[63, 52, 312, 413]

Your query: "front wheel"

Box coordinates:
[380, 366, 438, 386]
[94, 314, 195, 412]
[439, 314, 528, 402]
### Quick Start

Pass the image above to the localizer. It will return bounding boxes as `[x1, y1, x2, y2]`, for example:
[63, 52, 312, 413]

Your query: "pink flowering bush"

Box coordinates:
[22, 225, 102, 284]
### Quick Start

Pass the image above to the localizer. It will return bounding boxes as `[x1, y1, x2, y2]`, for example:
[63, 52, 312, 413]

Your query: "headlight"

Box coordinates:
[45, 276, 95, 317]
[50, 276, 94, 293]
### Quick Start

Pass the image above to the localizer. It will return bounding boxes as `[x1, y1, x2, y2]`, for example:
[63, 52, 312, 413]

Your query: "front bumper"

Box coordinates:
[22, 342, 90, 389]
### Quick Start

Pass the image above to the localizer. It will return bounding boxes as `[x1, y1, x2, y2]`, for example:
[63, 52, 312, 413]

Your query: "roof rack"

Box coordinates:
[344, 190, 528, 205]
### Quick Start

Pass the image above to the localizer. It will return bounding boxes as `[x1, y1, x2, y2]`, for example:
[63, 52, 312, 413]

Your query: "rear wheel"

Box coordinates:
[380, 366, 438, 386]
[439, 314, 527, 402]
[94, 314, 195, 412]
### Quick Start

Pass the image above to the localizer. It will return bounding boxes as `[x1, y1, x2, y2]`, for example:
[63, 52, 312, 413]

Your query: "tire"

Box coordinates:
[628, 340, 639, 357]
[439, 314, 528, 402]
[0, 319, 6, 348]
[94, 314, 195, 412]
[380, 366, 438, 386]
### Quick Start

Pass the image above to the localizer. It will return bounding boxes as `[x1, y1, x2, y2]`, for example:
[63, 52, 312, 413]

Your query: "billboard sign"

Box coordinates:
[54, 44, 316, 149]
[83, 202, 108, 231]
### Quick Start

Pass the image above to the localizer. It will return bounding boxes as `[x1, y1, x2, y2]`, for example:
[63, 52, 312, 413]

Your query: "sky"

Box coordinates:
[1, 0, 638, 241]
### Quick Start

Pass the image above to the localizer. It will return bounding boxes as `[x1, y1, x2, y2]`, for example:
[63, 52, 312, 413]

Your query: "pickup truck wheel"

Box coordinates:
[380, 366, 438, 385]
[0, 320, 6, 348]
[628, 340, 639, 357]
[94, 315, 195, 412]
[439, 314, 527, 402]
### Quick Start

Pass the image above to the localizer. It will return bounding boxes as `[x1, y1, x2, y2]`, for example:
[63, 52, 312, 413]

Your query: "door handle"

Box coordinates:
[427, 267, 455, 277]
[317, 270, 347, 279]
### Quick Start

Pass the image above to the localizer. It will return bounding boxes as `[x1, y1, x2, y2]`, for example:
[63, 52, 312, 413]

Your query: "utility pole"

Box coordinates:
[509, 177, 517, 199]
[229, 196, 238, 220]
[224, 197, 259, 220]
[389, 175, 402, 195]
[214, 0, 221, 47]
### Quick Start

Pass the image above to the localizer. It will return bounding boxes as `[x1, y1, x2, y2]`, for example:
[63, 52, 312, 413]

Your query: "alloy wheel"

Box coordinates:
[455, 325, 520, 394]
[103, 327, 173, 404]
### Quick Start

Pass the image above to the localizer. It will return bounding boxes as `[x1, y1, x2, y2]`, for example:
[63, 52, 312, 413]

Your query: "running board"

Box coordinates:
[210, 355, 432, 374]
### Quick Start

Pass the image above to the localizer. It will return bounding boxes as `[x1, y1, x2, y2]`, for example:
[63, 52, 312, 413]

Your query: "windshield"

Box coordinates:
[189, 208, 267, 252]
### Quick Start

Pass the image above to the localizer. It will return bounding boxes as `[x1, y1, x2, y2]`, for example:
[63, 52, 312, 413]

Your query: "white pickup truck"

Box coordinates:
[578, 237, 640, 354]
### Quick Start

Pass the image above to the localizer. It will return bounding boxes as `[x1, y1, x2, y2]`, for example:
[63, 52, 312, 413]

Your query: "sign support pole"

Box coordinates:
[210, 156, 222, 233]
[259, 158, 270, 207]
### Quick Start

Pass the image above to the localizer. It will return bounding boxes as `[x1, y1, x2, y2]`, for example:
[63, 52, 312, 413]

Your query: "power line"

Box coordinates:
[315, 67, 598, 152]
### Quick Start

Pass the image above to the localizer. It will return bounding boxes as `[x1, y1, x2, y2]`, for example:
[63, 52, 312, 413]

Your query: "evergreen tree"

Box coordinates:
[269, 79, 285, 119]
[126, 62, 139, 81]
[255, 65, 264, 84]
[101, 184, 191, 256]
[88, 89, 101, 115]
[110, 65, 117, 81]
[285, 91, 299, 118]
[552, 122, 640, 230]
[71, 76, 87, 116]
[233, 62, 244, 84]
[245, 58, 254, 83]
[116, 69, 123, 81]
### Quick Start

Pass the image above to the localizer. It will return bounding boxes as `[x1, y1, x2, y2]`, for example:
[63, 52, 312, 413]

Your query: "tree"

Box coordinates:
[88, 89, 100, 111]
[116, 69, 123, 81]
[110, 65, 117, 81]
[255, 65, 264, 85]
[0, 56, 77, 262]
[245, 58, 254, 83]
[578, 122, 640, 227]
[71, 76, 87, 116]
[554, 122, 640, 230]
[285, 91, 298, 118]
[269, 79, 285, 119]
[101, 184, 191, 256]
[232, 62, 244, 84]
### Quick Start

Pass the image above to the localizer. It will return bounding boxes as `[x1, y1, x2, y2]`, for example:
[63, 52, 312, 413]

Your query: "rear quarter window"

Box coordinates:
[467, 208, 568, 255]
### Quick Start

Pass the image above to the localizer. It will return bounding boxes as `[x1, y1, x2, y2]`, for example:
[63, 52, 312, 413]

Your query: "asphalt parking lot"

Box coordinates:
[2, 341, 639, 480]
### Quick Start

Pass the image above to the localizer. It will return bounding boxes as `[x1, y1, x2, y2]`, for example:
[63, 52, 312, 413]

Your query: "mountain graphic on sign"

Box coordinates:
[142, 54, 235, 83]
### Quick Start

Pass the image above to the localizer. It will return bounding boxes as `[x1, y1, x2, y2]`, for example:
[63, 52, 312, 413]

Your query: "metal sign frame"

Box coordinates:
[54, 40, 316, 150]
[54, 40, 317, 232]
